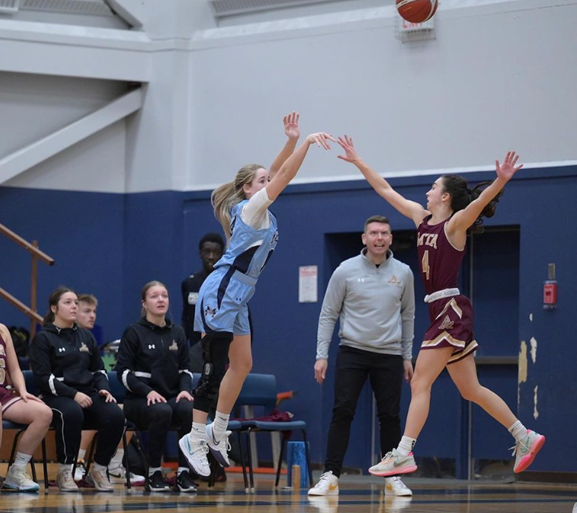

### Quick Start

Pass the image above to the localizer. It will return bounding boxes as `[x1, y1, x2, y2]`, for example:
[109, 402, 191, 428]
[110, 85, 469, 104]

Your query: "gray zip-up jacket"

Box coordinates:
[316, 249, 415, 360]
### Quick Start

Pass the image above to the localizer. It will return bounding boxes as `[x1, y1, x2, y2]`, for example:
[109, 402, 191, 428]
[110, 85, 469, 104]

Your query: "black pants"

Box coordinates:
[324, 346, 404, 477]
[124, 396, 193, 468]
[43, 392, 125, 466]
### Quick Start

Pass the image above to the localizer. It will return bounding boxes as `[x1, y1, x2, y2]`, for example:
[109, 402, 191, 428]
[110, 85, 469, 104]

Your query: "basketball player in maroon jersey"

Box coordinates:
[336, 135, 544, 477]
[0, 323, 52, 491]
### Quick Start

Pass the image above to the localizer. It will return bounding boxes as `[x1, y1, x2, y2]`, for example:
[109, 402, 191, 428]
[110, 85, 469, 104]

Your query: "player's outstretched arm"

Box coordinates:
[269, 112, 300, 181]
[337, 135, 427, 226]
[266, 132, 334, 202]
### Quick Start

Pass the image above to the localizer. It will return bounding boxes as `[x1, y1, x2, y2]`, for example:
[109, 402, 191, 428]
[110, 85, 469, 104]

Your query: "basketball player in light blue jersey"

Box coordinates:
[180, 113, 334, 476]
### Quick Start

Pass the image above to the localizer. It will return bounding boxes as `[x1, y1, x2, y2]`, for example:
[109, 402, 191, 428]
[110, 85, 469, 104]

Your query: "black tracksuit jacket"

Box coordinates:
[115, 317, 193, 400]
[29, 323, 110, 398]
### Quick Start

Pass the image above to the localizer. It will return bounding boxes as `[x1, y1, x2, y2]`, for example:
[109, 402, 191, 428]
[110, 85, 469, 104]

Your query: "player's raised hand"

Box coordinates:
[283, 111, 300, 140]
[496, 151, 523, 181]
[306, 132, 335, 150]
[337, 135, 361, 164]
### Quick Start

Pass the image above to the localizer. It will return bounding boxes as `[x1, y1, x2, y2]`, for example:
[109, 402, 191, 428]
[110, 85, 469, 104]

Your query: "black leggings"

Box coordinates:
[43, 392, 125, 466]
[124, 396, 193, 468]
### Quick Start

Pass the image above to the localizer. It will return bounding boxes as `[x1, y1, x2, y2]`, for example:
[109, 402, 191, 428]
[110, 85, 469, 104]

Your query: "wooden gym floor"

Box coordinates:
[0, 469, 576, 513]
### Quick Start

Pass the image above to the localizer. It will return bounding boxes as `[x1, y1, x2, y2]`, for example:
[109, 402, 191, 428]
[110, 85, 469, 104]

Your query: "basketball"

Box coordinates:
[396, 0, 438, 24]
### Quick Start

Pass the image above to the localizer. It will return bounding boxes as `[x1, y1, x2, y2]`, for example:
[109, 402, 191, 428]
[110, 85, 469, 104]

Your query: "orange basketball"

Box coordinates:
[396, 0, 438, 24]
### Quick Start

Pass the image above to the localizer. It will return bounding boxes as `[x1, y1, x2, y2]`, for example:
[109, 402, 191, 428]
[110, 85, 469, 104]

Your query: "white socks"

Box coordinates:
[191, 422, 207, 441]
[109, 448, 124, 467]
[13, 452, 32, 468]
[508, 420, 527, 442]
[397, 436, 417, 457]
[212, 412, 230, 440]
[148, 466, 162, 477]
[78, 449, 87, 461]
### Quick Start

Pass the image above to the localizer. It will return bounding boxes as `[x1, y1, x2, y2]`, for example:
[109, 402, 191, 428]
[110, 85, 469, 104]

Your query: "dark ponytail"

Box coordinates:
[441, 175, 503, 234]
[43, 286, 75, 325]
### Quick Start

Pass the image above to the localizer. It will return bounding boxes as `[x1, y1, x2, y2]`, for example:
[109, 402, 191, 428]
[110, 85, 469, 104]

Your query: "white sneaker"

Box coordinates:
[369, 449, 417, 477]
[4, 465, 40, 492]
[179, 434, 210, 477]
[87, 469, 113, 492]
[57, 470, 79, 492]
[384, 476, 412, 496]
[206, 424, 231, 467]
[107, 464, 146, 485]
[307, 471, 339, 496]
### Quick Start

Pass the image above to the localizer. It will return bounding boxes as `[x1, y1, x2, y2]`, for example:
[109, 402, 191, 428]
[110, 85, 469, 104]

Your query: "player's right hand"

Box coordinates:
[314, 359, 328, 384]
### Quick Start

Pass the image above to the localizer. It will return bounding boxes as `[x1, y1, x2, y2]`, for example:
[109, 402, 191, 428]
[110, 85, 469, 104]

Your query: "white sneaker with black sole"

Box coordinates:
[206, 424, 231, 467]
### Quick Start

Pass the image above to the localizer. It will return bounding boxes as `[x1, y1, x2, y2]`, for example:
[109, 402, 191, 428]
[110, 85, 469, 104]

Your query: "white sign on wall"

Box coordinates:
[299, 265, 318, 303]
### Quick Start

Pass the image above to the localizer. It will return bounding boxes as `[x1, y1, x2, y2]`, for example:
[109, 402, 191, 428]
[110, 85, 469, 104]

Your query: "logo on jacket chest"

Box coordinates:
[169, 340, 178, 351]
[148, 344, 156, 350]
[58, 347, 66, 353]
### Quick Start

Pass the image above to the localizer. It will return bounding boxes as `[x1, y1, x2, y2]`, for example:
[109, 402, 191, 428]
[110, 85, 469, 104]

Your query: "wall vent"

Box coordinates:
[209, 0, 335, 18]
[21, 0, 114, 16]
[0, 0, 21, 14]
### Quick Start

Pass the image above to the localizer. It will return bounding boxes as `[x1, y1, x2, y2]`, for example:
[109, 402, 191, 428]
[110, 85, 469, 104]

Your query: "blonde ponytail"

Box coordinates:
[211, 164, 264, 243]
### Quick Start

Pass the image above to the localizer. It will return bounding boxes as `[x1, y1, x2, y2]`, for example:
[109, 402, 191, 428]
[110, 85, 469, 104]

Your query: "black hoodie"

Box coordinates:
[29, 323, 109, 398]
[115, 317, 192, 400]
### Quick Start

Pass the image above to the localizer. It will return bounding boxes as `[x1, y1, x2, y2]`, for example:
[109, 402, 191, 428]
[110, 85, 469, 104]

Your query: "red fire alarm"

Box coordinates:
[543, 263, 557, 310]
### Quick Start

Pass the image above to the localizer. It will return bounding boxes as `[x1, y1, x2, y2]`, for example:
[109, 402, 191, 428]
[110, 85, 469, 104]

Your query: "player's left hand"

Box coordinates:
[403, 360, 414, 383]
[496, 151, 523, 181]
[176, 391, 194, 402]
[99, 389, 117, 403]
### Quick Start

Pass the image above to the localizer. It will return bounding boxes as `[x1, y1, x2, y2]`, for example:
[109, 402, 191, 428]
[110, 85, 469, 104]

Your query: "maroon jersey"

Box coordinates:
[0, 333, 20, 411]
[0, 333, 7, 386]
[417, 215, 465, 295]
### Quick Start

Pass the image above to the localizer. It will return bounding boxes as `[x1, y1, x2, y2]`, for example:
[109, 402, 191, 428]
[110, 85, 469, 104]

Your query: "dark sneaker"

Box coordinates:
[175, 471, 197, 493]
[146, 470, 170, 492]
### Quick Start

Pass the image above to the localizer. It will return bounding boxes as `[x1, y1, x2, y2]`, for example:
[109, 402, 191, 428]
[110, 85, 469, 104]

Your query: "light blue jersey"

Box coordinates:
[194, 200, 278, 335]
[215, 200, 279, 279]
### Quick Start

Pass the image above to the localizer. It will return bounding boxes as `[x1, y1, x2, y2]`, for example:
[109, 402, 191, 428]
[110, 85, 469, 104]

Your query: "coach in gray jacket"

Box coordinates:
[308, 215, 415, 498]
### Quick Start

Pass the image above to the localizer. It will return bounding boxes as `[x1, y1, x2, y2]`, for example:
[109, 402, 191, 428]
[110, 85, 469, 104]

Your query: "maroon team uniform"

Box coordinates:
[0, 334, 21, 411]
[417, 215, 478, 364]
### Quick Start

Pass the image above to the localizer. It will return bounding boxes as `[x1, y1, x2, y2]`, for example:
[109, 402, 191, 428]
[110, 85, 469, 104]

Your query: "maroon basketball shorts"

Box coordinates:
[0, 386, 21, 412]
[421, 295, 478, 364]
